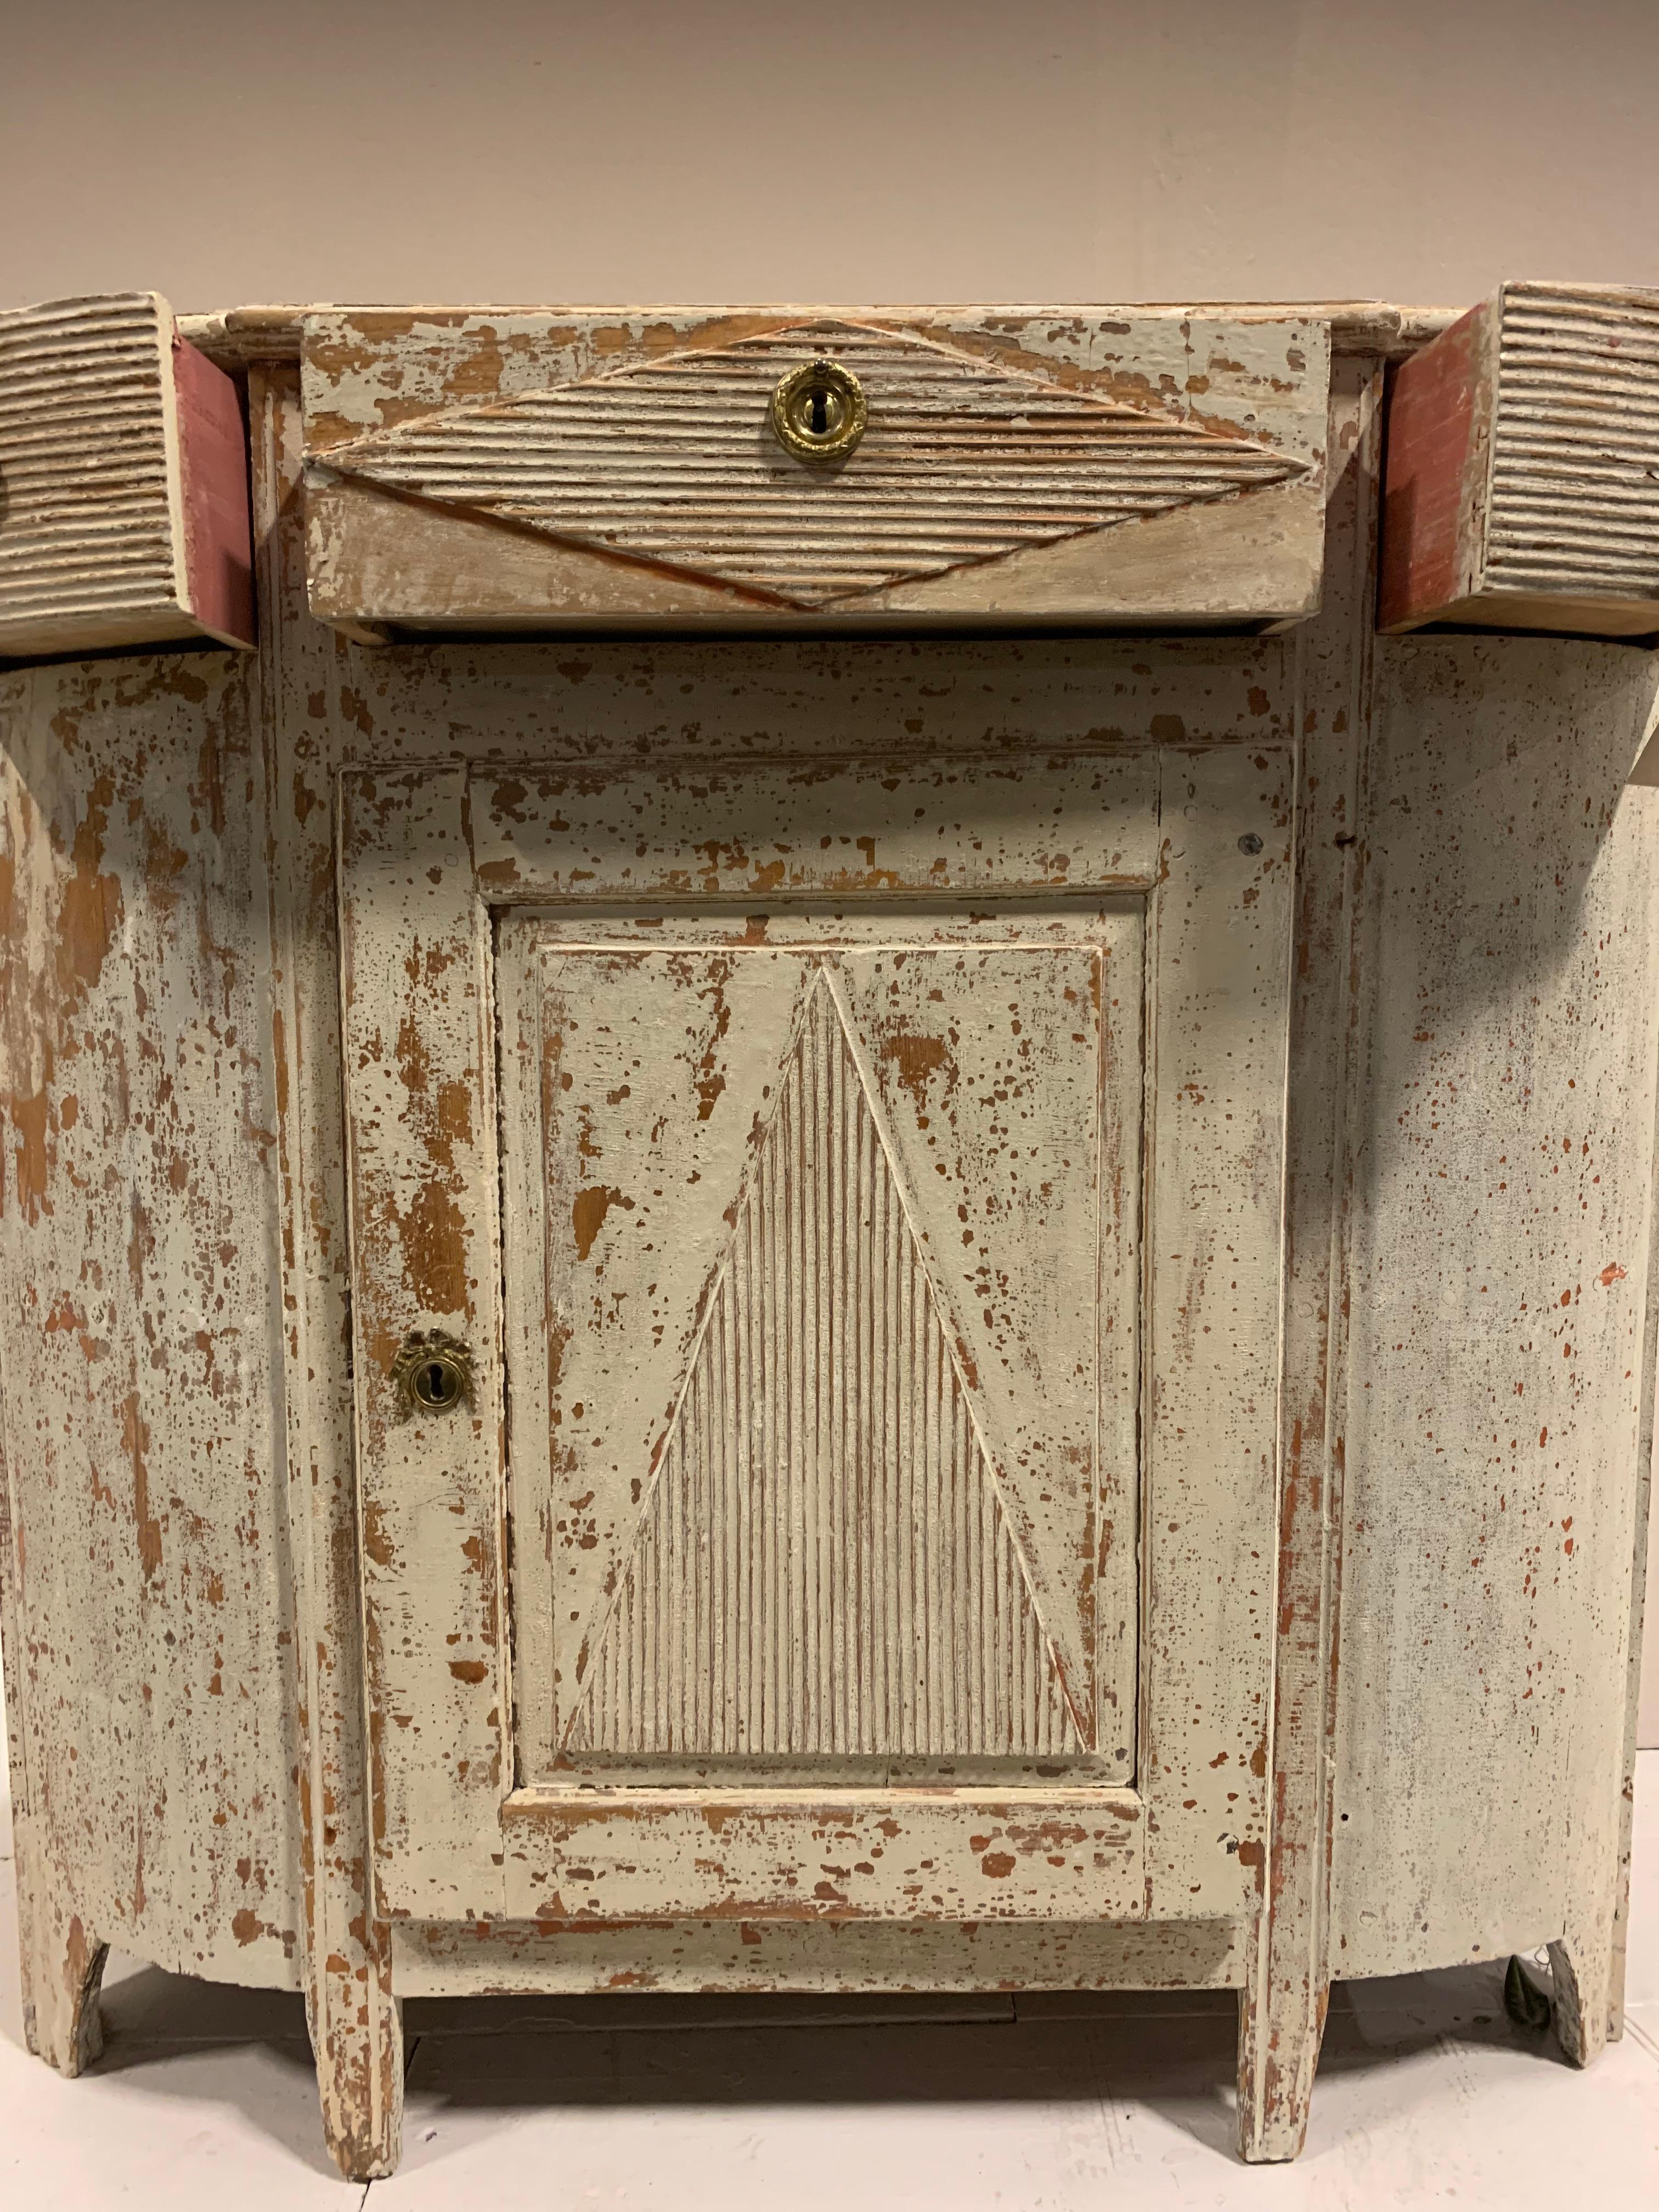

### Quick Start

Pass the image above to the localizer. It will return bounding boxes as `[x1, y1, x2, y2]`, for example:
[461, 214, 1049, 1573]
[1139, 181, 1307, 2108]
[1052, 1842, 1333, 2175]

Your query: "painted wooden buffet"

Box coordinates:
[1, 284, 1656, 2179]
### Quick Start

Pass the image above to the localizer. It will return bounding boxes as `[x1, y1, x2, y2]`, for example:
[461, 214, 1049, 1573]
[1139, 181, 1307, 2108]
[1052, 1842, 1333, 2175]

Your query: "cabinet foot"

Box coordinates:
[1236, 1972, 1328, 2162]
[16, 1880, 107, 2077]
[1549, 1931, 1616, 2068]
[309, 1950, 405, 2182]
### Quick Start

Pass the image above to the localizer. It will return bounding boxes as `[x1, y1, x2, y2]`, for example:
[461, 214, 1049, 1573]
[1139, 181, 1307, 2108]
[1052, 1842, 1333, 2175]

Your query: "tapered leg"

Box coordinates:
[1549, 1929, 1617, 2068]
[308, 1937, 404, 2182]
[250, 365, 407, 2185]
[1237, 1959, 1329, 2162]
[16, 1865, 106, 2076]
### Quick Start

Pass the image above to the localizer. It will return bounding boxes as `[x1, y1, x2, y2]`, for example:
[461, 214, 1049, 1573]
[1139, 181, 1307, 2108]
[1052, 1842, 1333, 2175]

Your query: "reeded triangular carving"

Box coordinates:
[564, 969, 1086, 1760]
[316, 319, 1308, 610]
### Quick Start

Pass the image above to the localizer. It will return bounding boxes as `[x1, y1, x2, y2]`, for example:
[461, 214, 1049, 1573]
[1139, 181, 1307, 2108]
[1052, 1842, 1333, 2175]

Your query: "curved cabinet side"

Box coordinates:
[0, 651, 301, 1996]
[1332, 635, 1659, 1988]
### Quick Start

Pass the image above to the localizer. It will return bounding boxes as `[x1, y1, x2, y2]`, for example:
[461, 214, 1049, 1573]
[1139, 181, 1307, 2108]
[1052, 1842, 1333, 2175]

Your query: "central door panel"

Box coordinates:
[339, 748, 1290, 1926]
[498, 911, 1142, 1791]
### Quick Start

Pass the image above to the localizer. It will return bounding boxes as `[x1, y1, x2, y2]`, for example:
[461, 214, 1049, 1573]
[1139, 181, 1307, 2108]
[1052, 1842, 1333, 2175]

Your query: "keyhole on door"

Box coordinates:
[392, 1330, 473, 1418]
[810, 382, 830, 436]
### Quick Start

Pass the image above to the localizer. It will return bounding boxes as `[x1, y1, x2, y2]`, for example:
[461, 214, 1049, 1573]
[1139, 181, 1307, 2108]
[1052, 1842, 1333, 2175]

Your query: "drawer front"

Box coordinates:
[303, 309, 1328, 635]
[338, 747, 1291, 1927]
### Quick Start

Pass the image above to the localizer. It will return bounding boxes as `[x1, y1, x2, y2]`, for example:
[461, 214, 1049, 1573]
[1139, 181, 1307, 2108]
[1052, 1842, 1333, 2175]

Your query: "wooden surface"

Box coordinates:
[499, 1788, 1147, 1923]
[171, 332, 255, 650]
[1380, 282, 1659, 637]
[496, 914, 1138, 1782]
[310, 319, 1307, 610]
[390, 1912, 1244, 1995]
[340, 739, 1291, 1931]
[0, 295, 254, 659]
[1332, 634, 1659, 1978]
[1, 336, 1656, 2178]
[0, 646, 301, 1988]
[301, 308, 1329, 633]
[248, 366, 403, 2180]
[178, 299, 1466, 371]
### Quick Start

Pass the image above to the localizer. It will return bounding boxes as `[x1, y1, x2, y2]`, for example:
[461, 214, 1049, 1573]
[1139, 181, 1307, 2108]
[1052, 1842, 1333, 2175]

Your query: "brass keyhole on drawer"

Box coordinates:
[392, 1330, 474, 1418]
[771, 357, 867, 462]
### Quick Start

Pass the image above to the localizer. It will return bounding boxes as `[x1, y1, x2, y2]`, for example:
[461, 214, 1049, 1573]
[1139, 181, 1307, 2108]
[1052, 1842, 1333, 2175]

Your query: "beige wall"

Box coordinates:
[4, 1, 1659, 315]
[3, 0, 1657, 1742]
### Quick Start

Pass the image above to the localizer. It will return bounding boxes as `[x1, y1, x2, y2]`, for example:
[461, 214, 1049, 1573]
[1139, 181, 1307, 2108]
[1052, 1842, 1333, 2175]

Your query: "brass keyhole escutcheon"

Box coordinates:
[770, 357, 867, 462]
[392, 1329, 474, 1419]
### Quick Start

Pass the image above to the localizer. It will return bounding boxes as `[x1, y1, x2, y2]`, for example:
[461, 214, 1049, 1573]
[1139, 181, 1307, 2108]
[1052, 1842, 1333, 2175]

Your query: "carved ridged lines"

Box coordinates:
[318, 322, 1305, 607]
[1487, 283, 1659, 601]
[565, 974, 1084, 1760]
[0, 294, 179, 631]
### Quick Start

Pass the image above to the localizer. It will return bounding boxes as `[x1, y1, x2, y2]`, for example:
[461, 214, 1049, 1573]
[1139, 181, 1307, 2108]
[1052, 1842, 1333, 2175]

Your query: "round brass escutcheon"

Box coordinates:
[770, 357, 867, 462]
[392, 1330, 474, 1419]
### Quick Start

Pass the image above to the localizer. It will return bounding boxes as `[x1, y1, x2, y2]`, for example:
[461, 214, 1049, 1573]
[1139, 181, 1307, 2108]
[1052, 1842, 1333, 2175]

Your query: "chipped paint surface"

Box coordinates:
[497, 914, 1138, 1784]
[2, 324, 1656, 2185]
[0, 650, 301, 1999]
[312, 320, 1308, 611]
[390, 1909, 1244, 1997]
[498, 1788, 1144, 1922]
[1382, 281, 1659, 637]
[0, 294, 255, 658]
[340, 744, 1290, 1932]
[300, 308, 1329, 631]
[1333, 633, 1659, 1985]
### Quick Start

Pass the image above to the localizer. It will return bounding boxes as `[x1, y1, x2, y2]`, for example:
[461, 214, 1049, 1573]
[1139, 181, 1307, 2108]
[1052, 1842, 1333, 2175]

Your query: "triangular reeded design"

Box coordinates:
[563, 970, 1086, 1760]
[317, 319, 1308, 610]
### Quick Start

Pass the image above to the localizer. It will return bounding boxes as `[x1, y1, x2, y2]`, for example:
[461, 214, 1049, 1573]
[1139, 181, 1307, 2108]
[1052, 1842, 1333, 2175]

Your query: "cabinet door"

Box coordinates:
[339, 749, 1290, 1928]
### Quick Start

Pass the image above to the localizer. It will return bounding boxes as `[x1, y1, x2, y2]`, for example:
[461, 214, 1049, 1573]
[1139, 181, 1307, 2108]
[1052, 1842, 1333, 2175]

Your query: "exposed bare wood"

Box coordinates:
[301, 308, 1328, 634]
[176, 301, 1465, 373]
[1550, 1929, 1616, 2066]
[391, 1912, 1245, 1996]
[314, 321, 1307, 610]
[0, 645, 302, 1990]
[248, 366, 403, 2182]
[15, 1891, 106, 2075]
[1331, 638, 1659, 1976]
[338, 744, 1288, 1934]
[1237, 356, 1385, 2163]
[2, 295, 1656, 2185]
[500, 1788, 1146, 1922]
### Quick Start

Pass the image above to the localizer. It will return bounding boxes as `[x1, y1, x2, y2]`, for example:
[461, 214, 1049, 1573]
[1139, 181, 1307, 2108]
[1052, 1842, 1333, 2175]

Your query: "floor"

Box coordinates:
[2, 1754, 1656, 2208]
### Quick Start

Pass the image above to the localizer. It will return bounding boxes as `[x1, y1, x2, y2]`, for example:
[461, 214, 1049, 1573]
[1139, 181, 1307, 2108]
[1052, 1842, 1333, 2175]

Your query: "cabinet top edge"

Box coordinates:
[158, 300, 1470, 370]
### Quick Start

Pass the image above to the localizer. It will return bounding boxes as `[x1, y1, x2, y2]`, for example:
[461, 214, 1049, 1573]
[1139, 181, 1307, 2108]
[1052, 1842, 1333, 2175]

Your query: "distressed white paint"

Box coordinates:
[339, 747, 1291, 1931]
[1333, 636, 1659, 1990]
[0, 295, 252, 658]
[0, 309, 1654, 2182]
[300, 309, 1328, 631]
[496, 917, 1140, 1783]
[389, 1909, 1244, 1996]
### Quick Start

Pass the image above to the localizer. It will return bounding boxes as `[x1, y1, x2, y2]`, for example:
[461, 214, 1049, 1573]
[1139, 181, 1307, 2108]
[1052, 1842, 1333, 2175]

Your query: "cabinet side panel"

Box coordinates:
[1333, 636, 1659, 1976]
[0, 651, 300, 1985]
